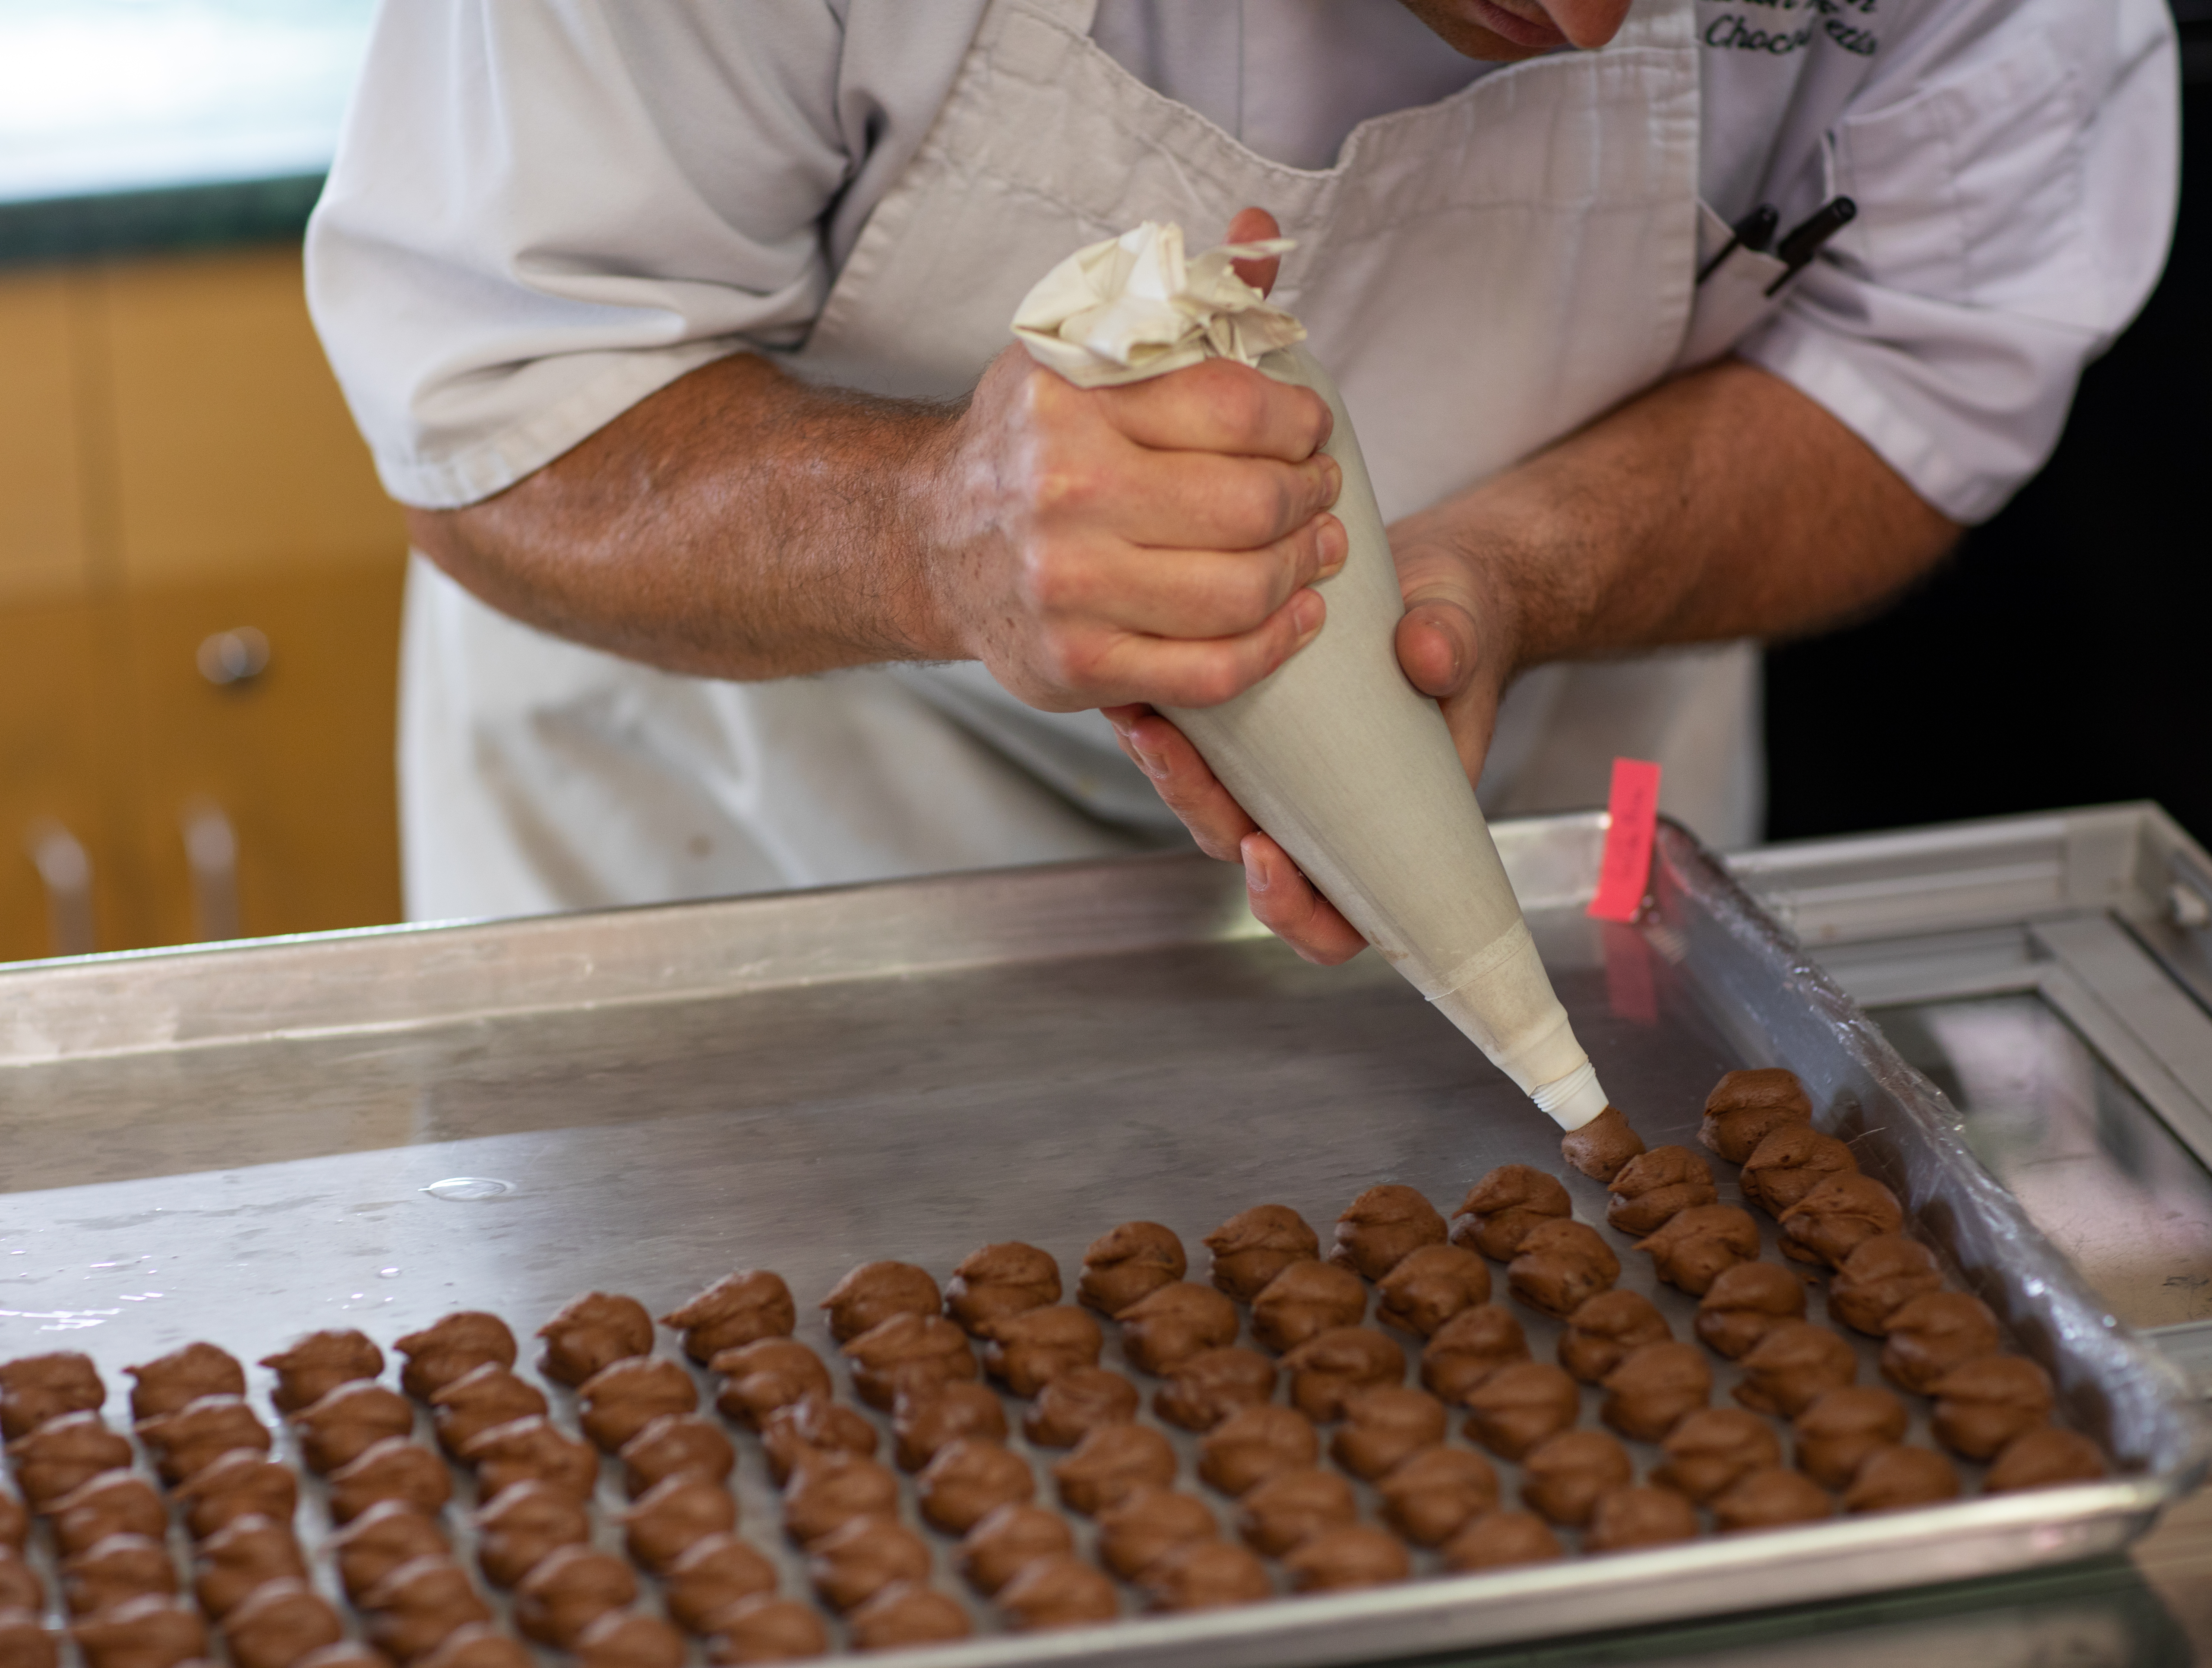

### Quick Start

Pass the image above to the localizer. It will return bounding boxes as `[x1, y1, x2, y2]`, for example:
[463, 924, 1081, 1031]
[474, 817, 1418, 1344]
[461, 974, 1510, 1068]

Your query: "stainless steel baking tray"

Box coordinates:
[2, 814, 2205, 1666]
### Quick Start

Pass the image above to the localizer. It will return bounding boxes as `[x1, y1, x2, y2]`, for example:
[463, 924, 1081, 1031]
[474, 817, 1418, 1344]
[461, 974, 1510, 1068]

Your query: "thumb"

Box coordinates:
[1395, 596, 1482, 700]
[1225, 206, 1282, 297]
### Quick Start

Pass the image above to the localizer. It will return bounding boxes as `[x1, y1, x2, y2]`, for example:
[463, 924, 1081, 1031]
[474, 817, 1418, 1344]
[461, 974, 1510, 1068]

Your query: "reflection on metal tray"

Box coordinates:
[1, 813, 2206, 1667]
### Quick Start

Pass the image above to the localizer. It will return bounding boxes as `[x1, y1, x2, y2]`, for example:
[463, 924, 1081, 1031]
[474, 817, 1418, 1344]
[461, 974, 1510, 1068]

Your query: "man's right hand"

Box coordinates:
[913, 343, 1347, 713]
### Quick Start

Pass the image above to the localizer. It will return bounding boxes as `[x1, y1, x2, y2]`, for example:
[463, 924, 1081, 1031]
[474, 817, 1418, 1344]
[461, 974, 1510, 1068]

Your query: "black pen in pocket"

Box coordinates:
[1696, 203, 1779, 286]
[1764, 197, 1858, 296]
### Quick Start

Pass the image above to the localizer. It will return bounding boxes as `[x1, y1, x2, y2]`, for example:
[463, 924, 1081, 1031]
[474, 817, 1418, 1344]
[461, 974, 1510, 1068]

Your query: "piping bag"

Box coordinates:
[1013, 223, 1613, 1134]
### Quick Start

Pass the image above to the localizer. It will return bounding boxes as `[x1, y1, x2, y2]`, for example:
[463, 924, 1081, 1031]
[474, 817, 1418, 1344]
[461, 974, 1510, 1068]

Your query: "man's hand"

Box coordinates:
[917, 345, 1345, 712]
[406, 210, 1348, 724]
[1110, 355, 1960, 964]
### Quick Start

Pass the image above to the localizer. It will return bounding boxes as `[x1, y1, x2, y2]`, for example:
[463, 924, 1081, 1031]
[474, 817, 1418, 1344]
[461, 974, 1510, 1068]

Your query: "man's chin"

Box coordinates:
[1399, 0, 1570, 60]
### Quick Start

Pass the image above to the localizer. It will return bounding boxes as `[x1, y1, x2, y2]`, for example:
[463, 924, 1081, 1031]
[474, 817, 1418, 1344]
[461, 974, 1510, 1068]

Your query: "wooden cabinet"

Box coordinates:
[0, 246, 406, 962]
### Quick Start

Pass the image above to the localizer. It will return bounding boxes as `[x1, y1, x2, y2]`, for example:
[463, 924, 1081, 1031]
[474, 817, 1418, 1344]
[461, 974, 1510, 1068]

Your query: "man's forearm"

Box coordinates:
[405, 351, 959, 681]
[1393, 356, 1961, 681]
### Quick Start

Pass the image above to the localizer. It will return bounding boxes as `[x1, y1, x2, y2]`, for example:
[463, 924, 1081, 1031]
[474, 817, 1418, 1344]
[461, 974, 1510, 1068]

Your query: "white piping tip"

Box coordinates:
[1531, 1059, 1610, 1131]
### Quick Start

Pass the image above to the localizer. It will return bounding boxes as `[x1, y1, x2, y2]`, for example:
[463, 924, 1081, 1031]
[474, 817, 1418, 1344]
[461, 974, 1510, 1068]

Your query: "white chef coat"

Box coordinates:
[307, 0, 2176, 920]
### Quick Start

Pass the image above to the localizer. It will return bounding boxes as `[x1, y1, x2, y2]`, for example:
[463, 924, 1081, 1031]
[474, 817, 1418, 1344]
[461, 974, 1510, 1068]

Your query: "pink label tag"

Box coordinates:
[1588, 757, 1662, 923]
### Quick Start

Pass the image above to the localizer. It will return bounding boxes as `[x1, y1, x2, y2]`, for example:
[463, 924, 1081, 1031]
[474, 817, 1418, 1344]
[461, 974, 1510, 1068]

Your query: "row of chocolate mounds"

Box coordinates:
[0, 1322, 733, 1668]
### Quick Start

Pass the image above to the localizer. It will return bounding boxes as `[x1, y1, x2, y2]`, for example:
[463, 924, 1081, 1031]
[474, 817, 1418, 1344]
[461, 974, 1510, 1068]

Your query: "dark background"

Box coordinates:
[1764, 12, 2211, 848]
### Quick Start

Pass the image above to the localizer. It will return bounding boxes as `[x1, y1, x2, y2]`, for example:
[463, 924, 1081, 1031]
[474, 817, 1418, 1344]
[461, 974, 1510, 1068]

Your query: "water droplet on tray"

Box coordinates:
[378, 1267, 401, 1279]
[422, 1177, 515, 1202]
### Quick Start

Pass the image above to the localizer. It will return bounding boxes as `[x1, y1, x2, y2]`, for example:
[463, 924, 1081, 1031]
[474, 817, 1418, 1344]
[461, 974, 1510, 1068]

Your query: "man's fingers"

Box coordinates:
[1395, 596, 1480, 699]
[1240, 834, 1368, 965]
[1100, 358, 1334, 463]
[1225, 206, 1282, 295]
[1070, 587, 1325, 710]
[1046, 516, 1345, 640]
[1105, 707, 1256, 862]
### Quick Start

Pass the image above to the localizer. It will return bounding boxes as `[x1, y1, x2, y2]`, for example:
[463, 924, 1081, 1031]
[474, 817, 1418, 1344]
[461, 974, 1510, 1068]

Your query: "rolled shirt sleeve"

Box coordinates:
[305, 0, 979, 509]
[1735, 0, 2180, 525]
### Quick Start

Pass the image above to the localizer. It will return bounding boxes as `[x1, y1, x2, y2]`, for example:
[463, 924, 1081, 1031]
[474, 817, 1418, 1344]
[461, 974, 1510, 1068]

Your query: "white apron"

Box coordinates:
[399, 0, 1759, 923]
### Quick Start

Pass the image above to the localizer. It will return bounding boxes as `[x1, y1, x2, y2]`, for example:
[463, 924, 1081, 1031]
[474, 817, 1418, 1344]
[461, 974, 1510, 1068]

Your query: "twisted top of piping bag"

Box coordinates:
[1013, 222, 1306, 388]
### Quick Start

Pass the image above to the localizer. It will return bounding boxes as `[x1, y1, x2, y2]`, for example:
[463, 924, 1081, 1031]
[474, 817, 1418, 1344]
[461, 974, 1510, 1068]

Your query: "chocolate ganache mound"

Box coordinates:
[620, 1474, 736, 1572]
[1740, 1126, 1860, 1215]
[1450, 1167, 1572, 1261]
[1283, 1524, 1410, 1592]
[1792, 1385, 1909, 1490]
[891, 1380, 1005, 1472]
[1827, 1235, 1943, 1336]
[1438, 1510, 1563, 1573]
[1329, 1186, 1446, 1281]
[1462, 1363, 1579, 1460]
[535, 1295, 651, 1389]
[261, 1330, 383, 1414]
[761, 1394, 877, 1485]
[393, 1312, 517, 1399]
[1583, 1485, 1698, 1553]
[1930, 1355, 2054, 1460]
[700, 1594, 827, 1664]
[1700, 1069, 1813, 1163]
[1051, 1424, 1177, 1516]
[1507, 1220, 1620, 1318]
[1198, 1405, 1318, 1497]
[1328, 1385, 1446, 1480]
[1600, 1341, 1711, 1442]
[1559, 1290, 1671, 1383]
[1250, 1260, 1366, 1353]
[659, 1273, 794, 1365]
[844, 1582, 969, 1651]
[957, 1502, 1073, 1596]
[711, 1339, 830, 1428]
[1711, 1466, 1831, 1531]
[841, 1313, 975, 1410]
[917, 1438, 1033, 1534]
[980, 1305, 1101, 1396]
[575, 1614, 686, 1668]
[1881, 1292, 2001, 1395]
[1376, 1446, 1498, 1546]
[1151, 1350, 1272, 1433]
[804, 1515, 929, 1612]
[294, 1380, 413, 1474]
[1203, 1206, 1319, 1301]
[472, 1481, 589, 1588]
[430, 1364, 548, 1460]
[997, 1553, 1119, 1630]
[1136, 1540, 1272, 1612]
[1418, 1304, 1530, 1403]
[944, 1243, 1061, 1336]
[662, 1534, 776, 1632]
[1519, 1430, 1632, 1528]
[0, 1354, 104, 1441]
[331, 1500, 452, 1601]
[1025, 1367, 1138, 1447]
[780, 1452, 900, 1547]
[1078, 1222, 1186, 1316]
[1116, 1284, 1238, 1375]
[1634, 1205, 1760, 1297]
[1694, 1261, 1808, 1359]
[1652, 1408, 1781, 1502]
[1095, 1488, 1218, 1580]
[124, 1343, 243, 1421]
[1779, 1176, 1905, 1268]
[819, 1263, 939, 1346]
[1235, 1467, 1357, 1557]
[1985, 1427, 2105, 1493]
[1280, 1327, 1405, 1422]
[458, 1416, 595, 1503]
[1843, 1444, 1960, 1512]
[1561, 1107, 1646, 1184]
[1374, 1245, 1490, 1337]
[621, 1412, 737, 1494]
[1604, 1146, 1716, 1236]
[1733, 1321, 1858, 1417]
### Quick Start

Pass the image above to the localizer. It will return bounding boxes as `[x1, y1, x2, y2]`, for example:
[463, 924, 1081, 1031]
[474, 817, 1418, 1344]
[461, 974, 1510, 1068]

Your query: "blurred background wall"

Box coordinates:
[0, 1, 2206, 962]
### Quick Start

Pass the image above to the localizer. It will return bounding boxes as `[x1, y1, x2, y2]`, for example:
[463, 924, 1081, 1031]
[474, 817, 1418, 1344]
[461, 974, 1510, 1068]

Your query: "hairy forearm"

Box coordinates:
[404, 352, 961, 680]
[1395, 357, 1961, 676]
